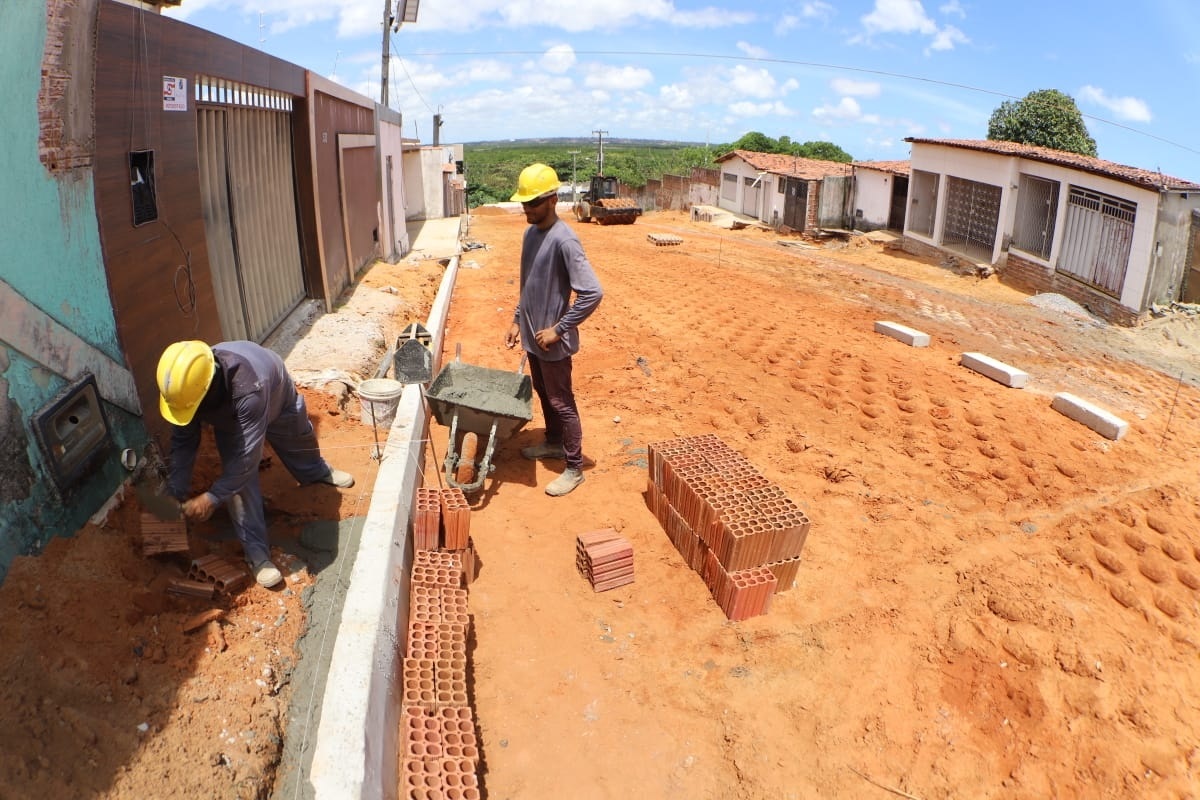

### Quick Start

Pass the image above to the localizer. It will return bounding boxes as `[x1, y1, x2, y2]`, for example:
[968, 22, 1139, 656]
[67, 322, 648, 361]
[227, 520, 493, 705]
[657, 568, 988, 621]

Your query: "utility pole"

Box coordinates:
[593, 129, 608, 176]
[568, 150, 580, 202]
[380, 0, 392, 106]
[380, 1, 421, 109]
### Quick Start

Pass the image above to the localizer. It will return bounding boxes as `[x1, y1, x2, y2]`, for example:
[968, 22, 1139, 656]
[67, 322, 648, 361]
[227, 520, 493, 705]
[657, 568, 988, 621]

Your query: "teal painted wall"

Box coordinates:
[0, 2, 149, 584]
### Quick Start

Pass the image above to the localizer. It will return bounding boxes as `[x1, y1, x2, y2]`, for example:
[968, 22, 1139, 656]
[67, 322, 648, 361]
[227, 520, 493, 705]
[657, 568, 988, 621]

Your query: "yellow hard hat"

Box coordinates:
[157, 340, 216, 426]
[511, 163, 561, 203]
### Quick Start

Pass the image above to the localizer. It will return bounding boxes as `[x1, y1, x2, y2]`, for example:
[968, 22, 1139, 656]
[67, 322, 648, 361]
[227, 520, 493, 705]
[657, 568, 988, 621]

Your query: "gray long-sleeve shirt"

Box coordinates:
[513, 219, 603, 361]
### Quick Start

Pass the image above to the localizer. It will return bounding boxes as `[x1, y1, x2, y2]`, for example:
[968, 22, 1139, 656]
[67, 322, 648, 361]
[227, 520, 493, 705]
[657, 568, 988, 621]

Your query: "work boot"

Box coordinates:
[521, 442, 565, 460]
[545, 468, 584, 497]
[253, 560, 284, 588]
[319, 469, 355, 488]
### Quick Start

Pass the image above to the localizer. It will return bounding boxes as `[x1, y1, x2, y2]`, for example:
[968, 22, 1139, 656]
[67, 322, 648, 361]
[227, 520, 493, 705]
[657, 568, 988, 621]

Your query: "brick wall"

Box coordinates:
[1001, 251, 1144, 326]
[39, 0, 95, 173]
[899, 236, 1146, 327]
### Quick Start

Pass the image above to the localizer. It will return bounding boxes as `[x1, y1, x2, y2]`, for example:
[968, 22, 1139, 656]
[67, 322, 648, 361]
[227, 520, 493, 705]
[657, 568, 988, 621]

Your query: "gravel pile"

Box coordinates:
[1027, 292, 1104, 324]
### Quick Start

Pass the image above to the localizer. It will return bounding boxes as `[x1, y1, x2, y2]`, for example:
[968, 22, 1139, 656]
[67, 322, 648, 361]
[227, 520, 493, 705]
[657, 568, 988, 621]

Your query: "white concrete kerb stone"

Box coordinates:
[960, 352, 1029, 389]
[309, 251, 459, 800]
[1051, 392, 1130, 441]
[874, 320, 930, 347]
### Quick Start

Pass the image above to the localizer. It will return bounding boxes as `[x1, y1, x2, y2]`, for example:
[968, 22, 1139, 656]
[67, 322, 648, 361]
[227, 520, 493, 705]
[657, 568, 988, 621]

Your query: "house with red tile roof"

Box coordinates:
[714, 150, 854, 232]
[903, 138, 1200, 325]
[851, 160, 911, 232]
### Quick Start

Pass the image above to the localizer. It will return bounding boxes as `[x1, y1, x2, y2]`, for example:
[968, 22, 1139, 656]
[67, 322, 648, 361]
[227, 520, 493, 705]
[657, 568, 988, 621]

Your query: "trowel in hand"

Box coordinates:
[135, 481, 183, 521]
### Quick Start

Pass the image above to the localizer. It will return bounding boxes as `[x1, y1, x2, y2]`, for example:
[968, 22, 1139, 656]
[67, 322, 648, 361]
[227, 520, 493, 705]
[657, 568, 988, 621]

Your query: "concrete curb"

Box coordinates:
[308, 249, 459, 800]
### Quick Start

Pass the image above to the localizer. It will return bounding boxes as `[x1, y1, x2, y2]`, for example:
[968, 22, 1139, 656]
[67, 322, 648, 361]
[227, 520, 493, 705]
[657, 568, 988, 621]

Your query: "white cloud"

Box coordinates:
[541, 45, 576, 74]
[728, 65, 793, 99]
[659, 84, 696, 110]
[858, 0, 968, 52]
[927, 25, 968, 53]
[1078, 85, 1153, 123]
[812, 97, 881, 125]
[862, 0, 937, 36]
[803, 1, 835, 19]
[831, 78, 881, 98]
[939, 0, 966, 18]
[737, 41, 769, 59]
[729, 100, 794, 118]
[584, 64, 655, 91]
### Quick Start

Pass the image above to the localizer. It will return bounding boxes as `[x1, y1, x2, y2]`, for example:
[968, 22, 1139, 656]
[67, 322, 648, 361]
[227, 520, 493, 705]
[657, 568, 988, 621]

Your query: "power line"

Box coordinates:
[394, 55, 434, 115]
[409, 48, 1200, 159]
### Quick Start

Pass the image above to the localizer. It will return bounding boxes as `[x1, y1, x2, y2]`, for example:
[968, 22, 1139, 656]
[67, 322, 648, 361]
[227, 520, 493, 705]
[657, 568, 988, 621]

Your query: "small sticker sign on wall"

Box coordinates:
[163, 76, 188, 111]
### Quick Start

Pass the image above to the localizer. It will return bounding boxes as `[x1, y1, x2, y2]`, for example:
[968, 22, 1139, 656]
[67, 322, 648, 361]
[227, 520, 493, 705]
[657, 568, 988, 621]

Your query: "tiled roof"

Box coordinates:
[715, 149, 853, 180]
[852, 160, 911, 177]
[905, 138, 1200, 191]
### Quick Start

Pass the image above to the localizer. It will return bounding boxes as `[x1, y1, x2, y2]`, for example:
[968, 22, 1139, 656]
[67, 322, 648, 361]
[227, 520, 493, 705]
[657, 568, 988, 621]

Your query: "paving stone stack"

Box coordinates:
[400, 548, 481, 799]
[647, 434, 809, 620]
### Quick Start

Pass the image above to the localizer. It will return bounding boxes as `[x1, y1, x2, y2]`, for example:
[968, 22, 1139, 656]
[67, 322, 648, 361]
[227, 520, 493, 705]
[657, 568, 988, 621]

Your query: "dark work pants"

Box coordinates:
[528, 354, 583, 470]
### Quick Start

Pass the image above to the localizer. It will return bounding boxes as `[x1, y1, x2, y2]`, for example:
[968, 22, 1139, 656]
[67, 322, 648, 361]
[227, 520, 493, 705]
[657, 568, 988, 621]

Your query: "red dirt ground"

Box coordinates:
[2, 208, 1200, 799]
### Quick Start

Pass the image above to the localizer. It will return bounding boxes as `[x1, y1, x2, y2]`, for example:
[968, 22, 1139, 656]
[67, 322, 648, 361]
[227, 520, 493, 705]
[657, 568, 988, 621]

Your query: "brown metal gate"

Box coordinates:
[782, 178, 807, 231]
[196, 78, 305, 342]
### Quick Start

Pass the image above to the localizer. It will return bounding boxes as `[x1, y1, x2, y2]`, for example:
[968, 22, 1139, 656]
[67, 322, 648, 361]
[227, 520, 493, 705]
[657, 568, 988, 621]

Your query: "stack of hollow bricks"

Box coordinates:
[647, 434, 810, 621]
[402, 489, 481, 799]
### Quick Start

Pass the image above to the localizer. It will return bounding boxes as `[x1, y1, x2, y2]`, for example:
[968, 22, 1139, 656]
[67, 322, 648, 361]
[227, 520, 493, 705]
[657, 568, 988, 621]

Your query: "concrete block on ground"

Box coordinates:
[960, 352, 1029, 388]
[1051, 392, 1129, 441]
[874, 320, 931, 347]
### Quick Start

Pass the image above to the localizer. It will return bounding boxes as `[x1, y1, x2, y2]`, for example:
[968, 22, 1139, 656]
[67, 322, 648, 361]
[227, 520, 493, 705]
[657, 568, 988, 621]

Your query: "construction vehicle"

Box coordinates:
[572, 175, 642, 225]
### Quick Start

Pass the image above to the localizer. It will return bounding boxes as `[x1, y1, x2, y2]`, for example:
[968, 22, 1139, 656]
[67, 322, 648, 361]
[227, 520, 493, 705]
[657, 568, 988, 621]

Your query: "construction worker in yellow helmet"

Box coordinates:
[157, 340, 354, 588]
[505, 163, 603, 496]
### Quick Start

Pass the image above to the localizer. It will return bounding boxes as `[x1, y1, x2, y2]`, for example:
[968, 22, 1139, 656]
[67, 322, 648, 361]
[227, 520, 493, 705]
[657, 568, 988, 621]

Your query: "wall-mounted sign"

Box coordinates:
[163, 76, 188, 111]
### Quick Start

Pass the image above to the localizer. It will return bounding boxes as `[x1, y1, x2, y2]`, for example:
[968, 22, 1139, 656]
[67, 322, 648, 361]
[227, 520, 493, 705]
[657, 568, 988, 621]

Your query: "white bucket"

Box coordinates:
[358, 378, 405, 428]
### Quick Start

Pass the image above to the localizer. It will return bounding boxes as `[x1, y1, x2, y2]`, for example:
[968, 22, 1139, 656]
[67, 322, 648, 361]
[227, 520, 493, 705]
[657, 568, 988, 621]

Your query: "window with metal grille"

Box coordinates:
[721, 173, 737, 201]
[1011, 174, 1060, 260]
[1057, 186, 1136, 297]
[908, 169, 938, 237]
[194, 76, 293, 111]
[942, 175, 1002, 262]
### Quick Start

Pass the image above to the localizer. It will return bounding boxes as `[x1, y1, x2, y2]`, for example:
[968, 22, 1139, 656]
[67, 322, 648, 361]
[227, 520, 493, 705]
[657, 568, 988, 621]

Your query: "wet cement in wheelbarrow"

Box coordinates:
[427, 363, 532, 420]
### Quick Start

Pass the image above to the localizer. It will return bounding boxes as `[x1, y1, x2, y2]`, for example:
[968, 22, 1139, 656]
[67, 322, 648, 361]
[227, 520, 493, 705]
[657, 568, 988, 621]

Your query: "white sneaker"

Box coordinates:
[253, 560, 283, 588]
[545, 468, 584, 497]
[320, 469, 355, 488]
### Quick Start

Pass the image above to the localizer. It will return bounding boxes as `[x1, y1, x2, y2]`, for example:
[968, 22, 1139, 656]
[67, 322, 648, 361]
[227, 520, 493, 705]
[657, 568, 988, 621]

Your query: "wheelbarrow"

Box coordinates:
[425, 350, 533, 494]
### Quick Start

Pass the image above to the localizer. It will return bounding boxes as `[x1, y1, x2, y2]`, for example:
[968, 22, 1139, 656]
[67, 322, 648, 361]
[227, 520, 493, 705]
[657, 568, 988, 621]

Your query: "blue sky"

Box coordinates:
[166, 0, 1200, 181]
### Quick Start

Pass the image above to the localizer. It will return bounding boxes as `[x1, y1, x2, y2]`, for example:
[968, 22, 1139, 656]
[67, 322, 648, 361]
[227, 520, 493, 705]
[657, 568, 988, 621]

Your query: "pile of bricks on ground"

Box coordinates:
[646, 434, 810, 621]
[401, 488, 481, 799]
[576, 528, 634, 592]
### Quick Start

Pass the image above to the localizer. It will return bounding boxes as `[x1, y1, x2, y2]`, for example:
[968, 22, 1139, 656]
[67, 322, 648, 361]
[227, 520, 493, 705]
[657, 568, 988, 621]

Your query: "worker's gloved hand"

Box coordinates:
[182, 492, 217, 522]
[504, 323, 520, 349]
[534, 327, 560, 351]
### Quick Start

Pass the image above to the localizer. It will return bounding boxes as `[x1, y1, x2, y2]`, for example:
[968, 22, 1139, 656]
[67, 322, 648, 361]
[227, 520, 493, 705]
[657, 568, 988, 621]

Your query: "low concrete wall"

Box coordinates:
[308, 255, 459, 800]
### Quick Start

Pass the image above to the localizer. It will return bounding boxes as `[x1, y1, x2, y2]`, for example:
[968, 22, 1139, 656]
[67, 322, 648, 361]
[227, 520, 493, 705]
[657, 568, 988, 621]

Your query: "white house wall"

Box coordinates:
[909, 143, 1159, 311]
[853, 169, 894, 229]
[377, 116, 409, 260]
[719, 159, 765, 221]
[1009, 160, 1158, 311]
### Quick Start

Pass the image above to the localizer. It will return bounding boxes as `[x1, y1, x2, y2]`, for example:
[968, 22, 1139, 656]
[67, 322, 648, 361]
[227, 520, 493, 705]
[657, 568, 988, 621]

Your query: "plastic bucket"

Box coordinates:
[358, 378, 405, 428]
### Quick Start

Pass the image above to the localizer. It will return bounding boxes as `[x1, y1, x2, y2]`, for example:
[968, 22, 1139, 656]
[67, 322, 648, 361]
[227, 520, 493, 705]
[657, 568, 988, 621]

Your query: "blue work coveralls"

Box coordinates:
[166, 341, 333, 566]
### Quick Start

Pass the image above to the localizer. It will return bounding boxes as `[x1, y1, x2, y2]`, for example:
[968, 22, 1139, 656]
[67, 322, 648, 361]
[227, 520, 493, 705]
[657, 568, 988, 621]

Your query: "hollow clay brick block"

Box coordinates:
[1051, 392, 1129, 441]
[765, 555, 802, 592]
[874, 320, 931, 347]
[960, 352, 1029, 388]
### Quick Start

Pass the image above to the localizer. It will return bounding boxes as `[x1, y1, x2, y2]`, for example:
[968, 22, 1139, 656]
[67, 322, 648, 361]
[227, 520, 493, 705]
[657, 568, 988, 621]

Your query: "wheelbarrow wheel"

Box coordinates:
[456, 432, 479, 486]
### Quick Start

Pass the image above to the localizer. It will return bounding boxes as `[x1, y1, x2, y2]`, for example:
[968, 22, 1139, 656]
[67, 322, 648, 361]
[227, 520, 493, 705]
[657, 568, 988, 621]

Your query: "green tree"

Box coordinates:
[728, 131, 778, 153]
[794, 140, 852, 162]
[987, 89, 1097, 157]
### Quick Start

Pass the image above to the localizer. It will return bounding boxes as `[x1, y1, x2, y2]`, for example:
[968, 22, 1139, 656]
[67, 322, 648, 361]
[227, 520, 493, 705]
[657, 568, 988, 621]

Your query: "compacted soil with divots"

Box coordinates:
[3, 206, 1200, 800]
[443, 208, 1200, 800]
